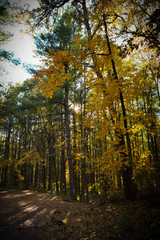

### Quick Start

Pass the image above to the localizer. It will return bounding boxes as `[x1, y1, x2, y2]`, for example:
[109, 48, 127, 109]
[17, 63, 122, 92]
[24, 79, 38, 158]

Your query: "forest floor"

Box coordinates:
[0, 189, 160, 240]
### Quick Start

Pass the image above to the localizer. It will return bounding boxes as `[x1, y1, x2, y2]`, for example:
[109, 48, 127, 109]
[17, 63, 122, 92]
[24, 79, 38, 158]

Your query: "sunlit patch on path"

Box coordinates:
[0, 189, 67, 239]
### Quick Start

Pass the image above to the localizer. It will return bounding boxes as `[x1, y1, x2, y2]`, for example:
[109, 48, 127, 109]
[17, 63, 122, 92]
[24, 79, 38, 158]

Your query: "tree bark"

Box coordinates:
[64, 80, 76, 199]
[3, 116, 12, 187]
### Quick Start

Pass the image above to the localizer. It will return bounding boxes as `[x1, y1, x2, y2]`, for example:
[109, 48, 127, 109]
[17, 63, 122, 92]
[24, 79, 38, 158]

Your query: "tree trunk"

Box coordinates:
[60, 141, 66, 194]
[48, 132, 57, 192]
[3, 116, 12, 187]
[80, 84, 88, 202]
[64, 80, 76, 200]
[60, 110, 66, 194]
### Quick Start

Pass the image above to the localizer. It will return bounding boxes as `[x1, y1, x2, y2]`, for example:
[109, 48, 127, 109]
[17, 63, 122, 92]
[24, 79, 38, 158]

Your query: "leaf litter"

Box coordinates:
[0, 189, 160, 240]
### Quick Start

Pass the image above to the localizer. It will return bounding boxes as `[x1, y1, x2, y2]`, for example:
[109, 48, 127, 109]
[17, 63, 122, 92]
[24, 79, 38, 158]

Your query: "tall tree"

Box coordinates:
[34, 11, 78, 199]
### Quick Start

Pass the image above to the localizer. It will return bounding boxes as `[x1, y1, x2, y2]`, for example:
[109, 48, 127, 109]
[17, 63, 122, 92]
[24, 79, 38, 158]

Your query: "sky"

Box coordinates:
[0, 0, 40, 87]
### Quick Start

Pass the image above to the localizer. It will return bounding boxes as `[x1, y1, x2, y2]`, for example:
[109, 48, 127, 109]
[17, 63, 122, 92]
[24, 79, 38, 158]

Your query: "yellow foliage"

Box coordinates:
[133, 149, 154, 179]
[18, 150, 42, 166]
[34, 50, 74, 98]
[129, 123, 144, 134]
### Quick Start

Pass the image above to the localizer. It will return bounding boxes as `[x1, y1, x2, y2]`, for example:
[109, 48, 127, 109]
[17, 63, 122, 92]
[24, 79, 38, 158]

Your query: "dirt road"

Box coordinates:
[0, 189, 76, 240]
[1, 189, 160, 240]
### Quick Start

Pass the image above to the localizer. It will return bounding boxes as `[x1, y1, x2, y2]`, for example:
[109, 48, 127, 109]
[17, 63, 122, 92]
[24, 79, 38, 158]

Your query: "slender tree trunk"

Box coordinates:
[11, 130, 17, 187]
[3, 116, 12, 187]
[48, 132, 57, 191]
[42, 159, 46, 192]
[22, 118, 28, 189]
[64, 79, 76, 200]
[60, 141, 66, 194]
[34, 162, 39, 190]
[73, 105, 78, 196]
[82, 87, 89, 201]
[60, 110, 66, 194]
[80, 90, 85, 201]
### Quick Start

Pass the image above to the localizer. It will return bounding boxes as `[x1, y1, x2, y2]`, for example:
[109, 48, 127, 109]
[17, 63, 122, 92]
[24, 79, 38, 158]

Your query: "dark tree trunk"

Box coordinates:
[34, 162, 39, 189]
[3, 117, 12, 187]
[48, 132, 53, 190]
[64, 80, 76, 199]
[43, 162, 46, 192]
[80, 86, 88, 202]
[60, 111, 66, 194]
[47, 127, 58, 192]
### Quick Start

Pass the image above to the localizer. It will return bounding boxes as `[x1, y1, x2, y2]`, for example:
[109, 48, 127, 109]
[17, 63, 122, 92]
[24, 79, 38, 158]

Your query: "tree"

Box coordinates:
[0, 0, 12, 43]
[34, 12, 78, 199]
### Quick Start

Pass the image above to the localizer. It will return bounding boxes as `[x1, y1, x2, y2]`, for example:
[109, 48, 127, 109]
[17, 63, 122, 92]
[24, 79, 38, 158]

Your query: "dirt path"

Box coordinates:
[0, 189, 82, 240]
[0, 189, 160, 240]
